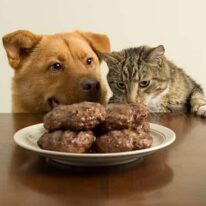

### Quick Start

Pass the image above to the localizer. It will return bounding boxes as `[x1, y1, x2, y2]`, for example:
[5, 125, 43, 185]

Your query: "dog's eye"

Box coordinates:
[86, 57, 93, 65]
[139, 80, 150, 88]
[50, 63, 63, 71]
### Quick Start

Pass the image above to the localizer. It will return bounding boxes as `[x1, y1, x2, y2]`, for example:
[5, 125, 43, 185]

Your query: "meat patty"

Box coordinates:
[37, 130, 95, 153]
[40, 101, 152, 154]
[101, 103, 149, 131]
[135, 121, 150, 133]
[44, 102, 106, 131]
[96, 129, 152, 153]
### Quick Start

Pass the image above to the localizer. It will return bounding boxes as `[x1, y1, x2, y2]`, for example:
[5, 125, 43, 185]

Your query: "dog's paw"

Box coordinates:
[195, 105, 206, 117]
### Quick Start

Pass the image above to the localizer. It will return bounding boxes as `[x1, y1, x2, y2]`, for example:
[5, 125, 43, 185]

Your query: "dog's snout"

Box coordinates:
[81, 79, 100, 91]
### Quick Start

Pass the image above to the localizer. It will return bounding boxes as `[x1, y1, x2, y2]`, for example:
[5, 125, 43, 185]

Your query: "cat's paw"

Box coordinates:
[195, 105, 206, 117]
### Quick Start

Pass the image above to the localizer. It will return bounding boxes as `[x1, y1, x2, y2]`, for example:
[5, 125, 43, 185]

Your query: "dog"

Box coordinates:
[2, 30, 110, 113]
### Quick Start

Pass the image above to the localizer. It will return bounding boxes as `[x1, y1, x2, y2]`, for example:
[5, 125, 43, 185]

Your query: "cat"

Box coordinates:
[99, 45, 206, 117]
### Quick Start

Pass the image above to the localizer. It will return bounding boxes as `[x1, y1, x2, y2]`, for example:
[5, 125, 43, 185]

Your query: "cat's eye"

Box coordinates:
[86, 57, 93, 65]
[139, 80, 150, 88]
[50, 63, 63, 71]
[117, 82, 126, 90]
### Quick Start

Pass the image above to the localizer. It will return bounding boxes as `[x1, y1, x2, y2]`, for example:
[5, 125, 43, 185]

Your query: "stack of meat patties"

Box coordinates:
[37, 102, 152, 153]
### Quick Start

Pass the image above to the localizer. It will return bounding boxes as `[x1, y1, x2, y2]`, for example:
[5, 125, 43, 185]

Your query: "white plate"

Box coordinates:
[14, 123, 175, 167]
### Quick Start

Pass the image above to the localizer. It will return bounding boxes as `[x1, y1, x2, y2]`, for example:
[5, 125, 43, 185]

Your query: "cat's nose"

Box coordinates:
[126, 95, 136, 103]
[81, 79, 100, 91]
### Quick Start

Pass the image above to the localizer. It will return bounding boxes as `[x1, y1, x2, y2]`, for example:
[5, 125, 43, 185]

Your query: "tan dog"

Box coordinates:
[2, 30, 110, 113]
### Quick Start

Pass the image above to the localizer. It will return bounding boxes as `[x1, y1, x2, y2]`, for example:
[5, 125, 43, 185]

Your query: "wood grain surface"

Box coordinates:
[0, 113, 206, 206]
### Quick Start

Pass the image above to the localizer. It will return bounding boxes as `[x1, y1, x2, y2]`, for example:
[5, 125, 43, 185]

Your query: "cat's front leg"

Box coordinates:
[160, 95, 185, 113]
[194, 105, 206, 117]
[190, 88, 206, 117]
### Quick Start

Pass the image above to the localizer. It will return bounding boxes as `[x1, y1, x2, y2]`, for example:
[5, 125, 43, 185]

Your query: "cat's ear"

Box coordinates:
[145, 45, 165, 66]
[98, 51, 123, 67]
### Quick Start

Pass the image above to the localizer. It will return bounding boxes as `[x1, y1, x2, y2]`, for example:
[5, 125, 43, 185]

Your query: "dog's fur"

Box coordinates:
[2, 30, 110, 113]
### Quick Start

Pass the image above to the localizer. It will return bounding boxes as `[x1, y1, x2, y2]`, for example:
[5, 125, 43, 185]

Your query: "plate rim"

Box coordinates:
[13, 123, 176, 158]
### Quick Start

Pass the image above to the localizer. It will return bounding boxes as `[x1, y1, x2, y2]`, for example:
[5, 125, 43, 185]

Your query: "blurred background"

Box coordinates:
[0, 0, 206, 112]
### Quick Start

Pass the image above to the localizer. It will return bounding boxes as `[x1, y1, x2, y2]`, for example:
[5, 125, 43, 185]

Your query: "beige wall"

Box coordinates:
[0, 0, 206, 112]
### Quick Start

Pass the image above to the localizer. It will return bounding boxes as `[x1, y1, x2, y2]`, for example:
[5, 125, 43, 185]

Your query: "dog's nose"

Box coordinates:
[81, 79, 100, 91]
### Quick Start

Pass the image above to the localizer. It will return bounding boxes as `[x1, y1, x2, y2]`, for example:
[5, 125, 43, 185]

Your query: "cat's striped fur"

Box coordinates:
[99, 45, 206, 116]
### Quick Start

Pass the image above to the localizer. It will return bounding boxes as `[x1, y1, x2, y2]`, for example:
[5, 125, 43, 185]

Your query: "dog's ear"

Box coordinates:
[77, 31, 111, 53]
[2, 30, 41, 69]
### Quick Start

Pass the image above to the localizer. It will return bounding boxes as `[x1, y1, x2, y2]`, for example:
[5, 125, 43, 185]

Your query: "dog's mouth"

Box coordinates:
[47, 97, 65, 108]
[47, 92, 101, 109]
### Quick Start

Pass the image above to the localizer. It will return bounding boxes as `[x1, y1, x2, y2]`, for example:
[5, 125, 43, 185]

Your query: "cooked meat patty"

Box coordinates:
[95, 129, 152, 153]
[135, 121, 150, 133]
[44, 102, 107, 131]
[40, 101, 152, 154]
[101, 103, 149, 131]
[37, 130, 95, 153]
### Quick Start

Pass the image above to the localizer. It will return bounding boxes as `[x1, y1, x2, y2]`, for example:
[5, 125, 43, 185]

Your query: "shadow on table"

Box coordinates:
[8, 145, 174, 204]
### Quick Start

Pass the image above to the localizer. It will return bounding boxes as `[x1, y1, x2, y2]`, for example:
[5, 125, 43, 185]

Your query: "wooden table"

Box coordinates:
[0, 113, 206, 206]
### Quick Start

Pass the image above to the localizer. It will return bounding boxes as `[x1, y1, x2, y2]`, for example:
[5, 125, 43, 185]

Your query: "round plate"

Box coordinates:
[14, 123, 175, 167]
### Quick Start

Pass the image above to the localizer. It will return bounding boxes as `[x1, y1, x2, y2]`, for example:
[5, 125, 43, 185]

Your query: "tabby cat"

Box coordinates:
[99, 45, 206, 116]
